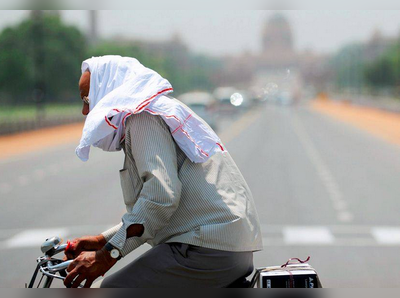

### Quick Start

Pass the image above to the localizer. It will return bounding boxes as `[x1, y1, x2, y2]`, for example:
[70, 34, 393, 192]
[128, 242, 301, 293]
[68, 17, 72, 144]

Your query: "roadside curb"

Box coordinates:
[311, 97, 400, 147]
[0, 122, 84, 161]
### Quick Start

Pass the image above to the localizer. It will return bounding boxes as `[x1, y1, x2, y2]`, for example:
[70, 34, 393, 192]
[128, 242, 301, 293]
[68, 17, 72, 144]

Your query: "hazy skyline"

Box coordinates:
[1, 10, 400, 56]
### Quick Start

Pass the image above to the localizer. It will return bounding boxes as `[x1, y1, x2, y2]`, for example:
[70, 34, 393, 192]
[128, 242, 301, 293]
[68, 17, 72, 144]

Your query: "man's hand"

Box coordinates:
[64, 235, 107, 261]
[64, 249, 117, 288]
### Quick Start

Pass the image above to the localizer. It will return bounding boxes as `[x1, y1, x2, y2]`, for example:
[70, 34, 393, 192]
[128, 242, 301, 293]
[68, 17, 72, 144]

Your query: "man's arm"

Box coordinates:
[107, 113, 182, 257]
[101, 223, 123, 242]
[102, 223, 144, 242]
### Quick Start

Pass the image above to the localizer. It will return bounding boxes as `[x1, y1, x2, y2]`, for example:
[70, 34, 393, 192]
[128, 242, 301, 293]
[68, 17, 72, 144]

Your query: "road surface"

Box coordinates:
[1, 102, 400, 288]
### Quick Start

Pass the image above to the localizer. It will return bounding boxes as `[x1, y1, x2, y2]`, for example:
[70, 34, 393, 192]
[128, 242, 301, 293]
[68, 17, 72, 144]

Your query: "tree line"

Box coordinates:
[0, 13, 220, 106]
[364, 44, 400, 95]
[331, 38, 400, 97]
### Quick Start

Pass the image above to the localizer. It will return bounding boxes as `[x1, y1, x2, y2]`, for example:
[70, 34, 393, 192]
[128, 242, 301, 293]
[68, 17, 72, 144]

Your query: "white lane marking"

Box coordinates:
[261, 224, 372, 234]
[283, 226, 335, 245]
[4, 228, 69, 249]
[0, 224, 113, 250]
[371, 227, 400, 245]
[263, 237, 378, 247]
[0, 183, 12, 194]
[291, 113, 354, 223]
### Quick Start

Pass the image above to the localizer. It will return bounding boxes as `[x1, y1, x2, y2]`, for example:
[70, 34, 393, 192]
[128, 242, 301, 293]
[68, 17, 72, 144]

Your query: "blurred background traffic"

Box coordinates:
[1, 10, 400, 287]
[1, 11, 400, 133]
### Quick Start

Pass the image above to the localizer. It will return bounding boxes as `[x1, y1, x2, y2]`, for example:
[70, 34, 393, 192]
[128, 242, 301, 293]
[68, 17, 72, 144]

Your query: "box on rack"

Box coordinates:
[256, 257, 322, 288]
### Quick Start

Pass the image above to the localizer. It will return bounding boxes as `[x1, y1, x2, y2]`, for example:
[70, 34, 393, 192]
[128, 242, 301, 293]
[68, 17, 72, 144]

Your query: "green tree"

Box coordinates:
[364, 42, 400, 94]
[0, 13, 86, 104]
[330, 43, 366, 92]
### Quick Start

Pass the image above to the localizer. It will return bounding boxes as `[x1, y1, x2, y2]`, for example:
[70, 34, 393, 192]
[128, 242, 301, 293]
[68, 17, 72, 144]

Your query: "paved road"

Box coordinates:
[1, 103, 400, 288]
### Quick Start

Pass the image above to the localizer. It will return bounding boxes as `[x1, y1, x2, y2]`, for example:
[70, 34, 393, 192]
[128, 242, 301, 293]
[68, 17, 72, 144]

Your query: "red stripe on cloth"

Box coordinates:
[112, 95, 210, 160]
[135, 88, 173, 112]
[172, 114, 192, 134]
[165, 115, 180, 122]
[122, 112, 133, 128]
[143, 107, 208, 158]
[103, 88, 173, 136]
[145, 108, 181, 123]
[153, 110, 208, 158]
[135, 101, 151, 113]
[171, 126, 181, 135]
[105, 116, 118, 130]
[180, 128, 209, 158]
[144, 108, 157, 115]
[183, 113, 193, 124]
[216, 143, 224, 151]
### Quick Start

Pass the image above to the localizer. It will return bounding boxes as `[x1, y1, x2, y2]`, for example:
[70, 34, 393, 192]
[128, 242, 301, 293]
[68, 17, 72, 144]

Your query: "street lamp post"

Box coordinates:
[31, 10, 46, 123]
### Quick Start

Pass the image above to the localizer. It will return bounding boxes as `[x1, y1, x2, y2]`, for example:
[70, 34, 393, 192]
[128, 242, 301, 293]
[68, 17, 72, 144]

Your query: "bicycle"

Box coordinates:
[27, 236, 322, 288]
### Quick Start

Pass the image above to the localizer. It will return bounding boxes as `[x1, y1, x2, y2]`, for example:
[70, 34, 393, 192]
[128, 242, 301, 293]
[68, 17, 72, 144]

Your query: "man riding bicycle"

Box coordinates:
[64, 55, 262, 288]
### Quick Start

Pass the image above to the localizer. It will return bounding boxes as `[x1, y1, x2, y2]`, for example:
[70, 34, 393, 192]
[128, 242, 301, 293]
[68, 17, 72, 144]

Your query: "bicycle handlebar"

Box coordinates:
[48, 244, 68, 257]
[43, 243, 74, 273]
[47, 260, 73, 273]
[28, 237, 83, 288]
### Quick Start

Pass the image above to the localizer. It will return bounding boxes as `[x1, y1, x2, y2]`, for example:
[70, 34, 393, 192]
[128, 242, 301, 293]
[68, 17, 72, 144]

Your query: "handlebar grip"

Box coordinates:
[54, 244, 68, 254]
[48, 260, 73, 273]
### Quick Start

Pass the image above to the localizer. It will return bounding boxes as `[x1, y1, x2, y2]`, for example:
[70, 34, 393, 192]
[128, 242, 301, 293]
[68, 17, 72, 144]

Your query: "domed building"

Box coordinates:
[216, 13, 301, 89]
[259, 13, 297, 70]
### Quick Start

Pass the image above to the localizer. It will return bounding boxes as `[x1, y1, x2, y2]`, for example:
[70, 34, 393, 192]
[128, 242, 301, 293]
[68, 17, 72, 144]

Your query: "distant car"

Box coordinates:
[236, 90, 252, 110]
[177, 91, 218, 131]
[213, 87, 239, 114]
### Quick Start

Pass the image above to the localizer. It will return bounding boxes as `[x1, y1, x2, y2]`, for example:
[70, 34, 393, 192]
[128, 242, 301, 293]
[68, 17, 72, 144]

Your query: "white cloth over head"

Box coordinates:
[76, 55, 225, 163]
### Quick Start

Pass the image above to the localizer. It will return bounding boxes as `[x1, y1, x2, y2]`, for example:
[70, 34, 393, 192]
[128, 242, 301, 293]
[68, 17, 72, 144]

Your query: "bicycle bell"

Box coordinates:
[41, 236, 62, 254]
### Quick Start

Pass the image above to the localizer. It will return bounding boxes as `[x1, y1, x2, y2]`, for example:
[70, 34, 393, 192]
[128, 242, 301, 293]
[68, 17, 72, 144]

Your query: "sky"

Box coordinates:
[0, 10, 400, 56]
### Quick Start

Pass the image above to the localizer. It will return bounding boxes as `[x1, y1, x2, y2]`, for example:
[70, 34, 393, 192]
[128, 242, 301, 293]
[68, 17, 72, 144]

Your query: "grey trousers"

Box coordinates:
[101, 243, 254, 288]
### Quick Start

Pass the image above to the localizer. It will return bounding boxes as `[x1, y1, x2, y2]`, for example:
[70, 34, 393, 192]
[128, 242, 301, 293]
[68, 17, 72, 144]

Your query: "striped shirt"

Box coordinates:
[102, 112, 263, 257]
